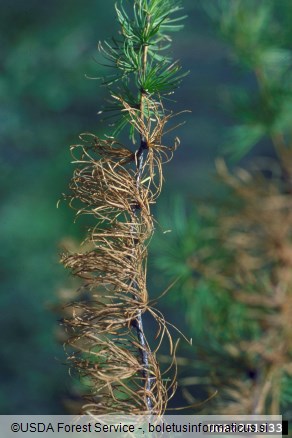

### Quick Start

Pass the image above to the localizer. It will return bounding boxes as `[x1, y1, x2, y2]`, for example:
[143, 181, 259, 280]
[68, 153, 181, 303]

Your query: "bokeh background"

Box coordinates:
[1, 0, 291, 415]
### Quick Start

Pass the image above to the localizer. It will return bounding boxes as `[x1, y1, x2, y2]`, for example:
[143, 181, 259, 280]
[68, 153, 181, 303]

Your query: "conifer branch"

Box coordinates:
[131, 12, 152, 410]
[60, 0, 186, 415]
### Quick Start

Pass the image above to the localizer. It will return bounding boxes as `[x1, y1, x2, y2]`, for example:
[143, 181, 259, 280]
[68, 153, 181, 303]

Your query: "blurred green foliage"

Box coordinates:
[2, 0, 291, 415]
[0, 0, 115, 414]
[204, 0, 292, 160]
[151, 0, 292, 417]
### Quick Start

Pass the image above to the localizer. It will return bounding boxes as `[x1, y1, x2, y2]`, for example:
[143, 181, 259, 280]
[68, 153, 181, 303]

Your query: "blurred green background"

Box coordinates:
[1, 0, 290, 414]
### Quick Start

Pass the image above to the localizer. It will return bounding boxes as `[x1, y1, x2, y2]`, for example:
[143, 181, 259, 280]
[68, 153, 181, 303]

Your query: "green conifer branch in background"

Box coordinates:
[152, 0, 292, 416]
[204, 0, 292, 162]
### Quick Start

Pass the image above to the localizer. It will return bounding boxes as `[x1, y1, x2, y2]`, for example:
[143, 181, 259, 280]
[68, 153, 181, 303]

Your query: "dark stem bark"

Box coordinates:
[131, 135, 153, 411]
[129, 13, 154, 409]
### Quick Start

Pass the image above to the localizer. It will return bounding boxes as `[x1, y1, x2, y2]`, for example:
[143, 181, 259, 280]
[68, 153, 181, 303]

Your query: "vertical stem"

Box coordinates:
[130, 12, 154, 411]
[131, 138, 152, 411]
